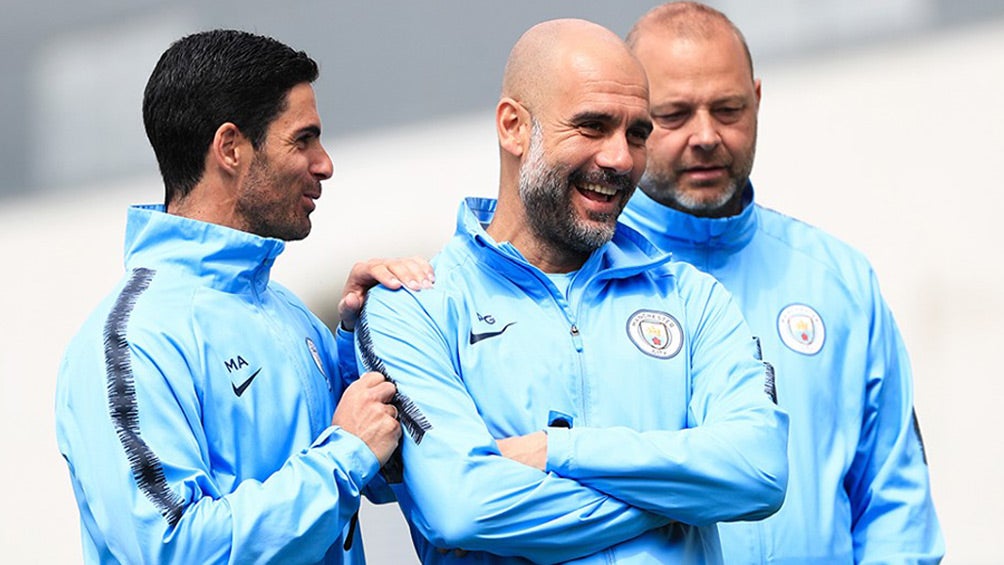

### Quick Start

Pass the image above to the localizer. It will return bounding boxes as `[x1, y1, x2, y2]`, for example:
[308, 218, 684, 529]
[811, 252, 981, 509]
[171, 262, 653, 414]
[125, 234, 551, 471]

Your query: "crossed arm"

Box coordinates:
[357, 279, 788, 562]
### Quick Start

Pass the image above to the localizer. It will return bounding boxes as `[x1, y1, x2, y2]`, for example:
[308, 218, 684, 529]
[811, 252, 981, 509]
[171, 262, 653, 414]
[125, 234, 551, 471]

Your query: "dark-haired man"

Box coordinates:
[55, 29, 431, 563]
[621, 3, 944, 563]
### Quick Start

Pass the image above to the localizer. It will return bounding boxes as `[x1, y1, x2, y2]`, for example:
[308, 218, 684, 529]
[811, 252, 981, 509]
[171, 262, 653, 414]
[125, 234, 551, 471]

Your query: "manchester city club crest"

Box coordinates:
[626, 310, 683, 359]
[777, 304, 825, 355]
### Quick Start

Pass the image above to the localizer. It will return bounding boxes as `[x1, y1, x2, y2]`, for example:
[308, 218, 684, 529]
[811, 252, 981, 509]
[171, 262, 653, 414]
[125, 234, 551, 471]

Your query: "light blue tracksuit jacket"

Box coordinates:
[621, 186, 944, 564]
[357, 197, 789, 564]
[55, 205, 383, 564]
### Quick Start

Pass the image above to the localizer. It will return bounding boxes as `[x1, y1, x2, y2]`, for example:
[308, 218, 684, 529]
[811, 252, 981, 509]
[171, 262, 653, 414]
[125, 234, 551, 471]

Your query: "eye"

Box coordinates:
[654, 111, 688, 129]
[714, 107, 743, 123]
[294, 128, 322, 148]
[627, 127, 650, 146]
[579, 121, 605, 136]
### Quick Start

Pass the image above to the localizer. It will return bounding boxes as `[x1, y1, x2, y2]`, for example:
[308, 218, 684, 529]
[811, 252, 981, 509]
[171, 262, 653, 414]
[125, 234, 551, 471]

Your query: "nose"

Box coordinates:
[312, 145, 334, 180]
[595, 134, 635, 175]
[689, 111, 721, 151]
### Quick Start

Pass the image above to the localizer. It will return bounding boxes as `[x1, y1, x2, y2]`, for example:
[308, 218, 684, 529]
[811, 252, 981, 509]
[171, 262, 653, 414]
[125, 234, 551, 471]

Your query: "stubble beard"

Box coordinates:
[237, 151, 311, 241]
[639, 142, 756, 218]
[639, 167, 742, 216]
[518, 121, 624, 255]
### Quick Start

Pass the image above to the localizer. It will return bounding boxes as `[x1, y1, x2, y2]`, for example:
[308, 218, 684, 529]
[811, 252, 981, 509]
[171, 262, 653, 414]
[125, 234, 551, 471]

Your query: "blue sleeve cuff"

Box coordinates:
[313, 426, 382, 488]
[545, 427, 573, 474]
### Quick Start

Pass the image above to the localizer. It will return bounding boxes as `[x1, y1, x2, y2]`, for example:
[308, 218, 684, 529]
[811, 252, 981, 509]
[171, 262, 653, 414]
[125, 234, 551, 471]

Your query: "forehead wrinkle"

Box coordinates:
[563, 46, 647, 89]
[552, 62, 649, 125]
[636, 33, 754, 108]
[564, 86, 650, 117]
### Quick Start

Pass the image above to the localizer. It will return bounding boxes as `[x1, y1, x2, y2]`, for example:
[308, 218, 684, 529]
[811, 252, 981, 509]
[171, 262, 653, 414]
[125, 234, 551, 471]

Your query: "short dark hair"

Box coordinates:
[142, 29, 319, 205]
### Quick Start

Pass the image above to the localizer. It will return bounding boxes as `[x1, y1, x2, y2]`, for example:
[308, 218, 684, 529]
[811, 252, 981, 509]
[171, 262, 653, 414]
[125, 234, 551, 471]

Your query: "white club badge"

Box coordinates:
[626, 310, 683, 359]
[777, 304, 825, 355]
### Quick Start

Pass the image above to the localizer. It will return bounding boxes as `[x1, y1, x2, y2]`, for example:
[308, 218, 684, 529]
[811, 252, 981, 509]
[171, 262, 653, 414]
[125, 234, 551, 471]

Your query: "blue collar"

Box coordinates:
[622, 184, 758, 254]
[124, 204, 286, 294]
[455, 196, 673, 284]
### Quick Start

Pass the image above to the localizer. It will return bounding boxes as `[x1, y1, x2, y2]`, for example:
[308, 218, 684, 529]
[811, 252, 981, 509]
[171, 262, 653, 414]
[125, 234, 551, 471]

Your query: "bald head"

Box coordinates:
[628, 2, 754, 80]
[490, 18, 653, 272]
[502, 19, 647, 112]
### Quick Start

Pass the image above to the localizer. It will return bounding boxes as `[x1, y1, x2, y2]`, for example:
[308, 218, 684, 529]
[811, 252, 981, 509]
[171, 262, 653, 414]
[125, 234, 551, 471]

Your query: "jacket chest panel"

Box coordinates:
[192, 294, 332, 481]
[455, 289, 691, 433]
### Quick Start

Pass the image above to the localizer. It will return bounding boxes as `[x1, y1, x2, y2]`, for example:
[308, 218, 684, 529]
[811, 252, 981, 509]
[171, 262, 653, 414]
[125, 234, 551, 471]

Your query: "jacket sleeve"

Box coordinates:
[335, 323, 360, 386]
[845, 270, 944, 563]
[55, 323, 381, 564]
[545, 277, 789, 526]
[332, 320, 397, 506]
[357, 286, 672, 564]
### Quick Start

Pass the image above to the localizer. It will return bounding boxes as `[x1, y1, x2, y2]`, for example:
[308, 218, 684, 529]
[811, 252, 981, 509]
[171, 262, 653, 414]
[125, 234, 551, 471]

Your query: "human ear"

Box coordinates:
[496, 98, 530, 158]
[210, 122, 247, 176]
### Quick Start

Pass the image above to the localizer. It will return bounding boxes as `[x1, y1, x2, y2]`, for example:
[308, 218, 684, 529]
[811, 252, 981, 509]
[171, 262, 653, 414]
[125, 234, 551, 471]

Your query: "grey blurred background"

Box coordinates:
[2, 0, 1003, 562]
[4, 0, 1002, 197]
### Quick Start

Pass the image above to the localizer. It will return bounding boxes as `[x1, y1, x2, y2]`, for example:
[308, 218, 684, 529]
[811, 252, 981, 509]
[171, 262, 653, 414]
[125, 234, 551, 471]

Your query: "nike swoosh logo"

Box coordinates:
[232, 368, 262, 397]
[469, 322, 516, 345]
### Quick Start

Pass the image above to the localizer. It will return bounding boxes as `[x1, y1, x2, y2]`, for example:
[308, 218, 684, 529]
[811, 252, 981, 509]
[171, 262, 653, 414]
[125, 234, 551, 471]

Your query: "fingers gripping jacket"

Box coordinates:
[355, 310, 433, 483]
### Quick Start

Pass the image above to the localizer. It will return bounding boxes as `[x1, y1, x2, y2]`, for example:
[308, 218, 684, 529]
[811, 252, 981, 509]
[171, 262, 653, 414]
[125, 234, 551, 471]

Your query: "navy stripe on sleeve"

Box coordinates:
[104, 267, 185, 527]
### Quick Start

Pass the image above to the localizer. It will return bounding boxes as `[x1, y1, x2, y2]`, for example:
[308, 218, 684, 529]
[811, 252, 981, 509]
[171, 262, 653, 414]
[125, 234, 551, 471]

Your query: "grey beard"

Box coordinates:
[518, 121, 619, 255]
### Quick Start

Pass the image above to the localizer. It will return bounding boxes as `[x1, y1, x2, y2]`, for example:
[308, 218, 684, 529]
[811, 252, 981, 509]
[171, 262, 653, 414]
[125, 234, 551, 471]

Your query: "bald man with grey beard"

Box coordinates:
[355, 18, 788, 564]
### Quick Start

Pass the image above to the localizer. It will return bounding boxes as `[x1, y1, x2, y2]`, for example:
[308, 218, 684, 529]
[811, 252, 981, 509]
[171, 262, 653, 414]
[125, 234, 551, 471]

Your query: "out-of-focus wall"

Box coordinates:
[2, 0, 999, 196]
[2, 6, 1002, 565]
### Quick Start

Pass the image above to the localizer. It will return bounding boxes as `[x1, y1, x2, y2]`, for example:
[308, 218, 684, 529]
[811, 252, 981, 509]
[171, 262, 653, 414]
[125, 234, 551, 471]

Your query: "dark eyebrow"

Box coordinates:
[570, 111, 615, 125]
[296, 125, 322, 138]
[569, 111, 652, 135]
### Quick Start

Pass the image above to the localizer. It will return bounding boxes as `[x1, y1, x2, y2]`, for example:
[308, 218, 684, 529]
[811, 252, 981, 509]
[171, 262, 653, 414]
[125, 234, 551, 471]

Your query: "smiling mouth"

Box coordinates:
[577, 182, 619, 203]
[301, 194, 318, 213]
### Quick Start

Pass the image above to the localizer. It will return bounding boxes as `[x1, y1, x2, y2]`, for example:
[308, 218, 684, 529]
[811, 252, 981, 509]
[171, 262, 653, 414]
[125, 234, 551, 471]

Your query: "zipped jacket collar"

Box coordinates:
[124, 204, 285, 295]
[456, 196, 674, 292]
[623, 183, 758, 254]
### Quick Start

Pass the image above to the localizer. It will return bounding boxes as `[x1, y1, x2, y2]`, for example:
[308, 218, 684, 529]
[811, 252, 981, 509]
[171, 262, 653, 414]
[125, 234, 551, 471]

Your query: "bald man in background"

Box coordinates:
[621, 3, 944, 563]
[355, 18, 788, 564]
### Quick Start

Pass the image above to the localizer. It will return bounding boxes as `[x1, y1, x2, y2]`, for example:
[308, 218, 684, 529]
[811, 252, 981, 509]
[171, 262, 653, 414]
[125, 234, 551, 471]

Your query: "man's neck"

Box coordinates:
[487, 224, 588, 274]
[519, 241, 587, 274]
[485, 186, 590, 274]
[167, 182, 243, 231]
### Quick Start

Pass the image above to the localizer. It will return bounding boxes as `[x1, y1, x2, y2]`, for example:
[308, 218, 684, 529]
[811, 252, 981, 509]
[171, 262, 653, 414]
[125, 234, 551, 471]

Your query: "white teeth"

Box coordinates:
[581, 183, 617, 196]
